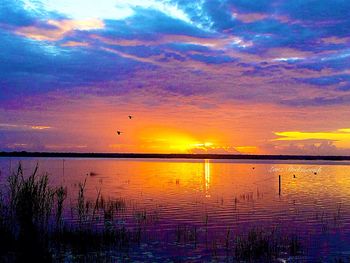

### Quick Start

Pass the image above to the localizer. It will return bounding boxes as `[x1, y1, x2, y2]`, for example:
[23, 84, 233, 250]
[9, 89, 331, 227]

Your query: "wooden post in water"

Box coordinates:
[63, 159, 65, 177]
[279, 175, 281, 195]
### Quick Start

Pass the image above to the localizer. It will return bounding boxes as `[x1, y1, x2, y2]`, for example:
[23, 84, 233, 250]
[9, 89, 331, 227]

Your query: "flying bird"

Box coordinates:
[128, 115, 133, 119]
[116, 131, 123, 135]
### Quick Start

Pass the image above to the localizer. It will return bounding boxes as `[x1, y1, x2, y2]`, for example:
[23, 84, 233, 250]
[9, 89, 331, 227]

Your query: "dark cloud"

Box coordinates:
[0, 0, 37, 26]
[103, 9, 210, 39]
[0, 31, 147, 101]
[188, 53, 236, 64]
[278, 0, 350, 22]
[298, 74, 350, 88]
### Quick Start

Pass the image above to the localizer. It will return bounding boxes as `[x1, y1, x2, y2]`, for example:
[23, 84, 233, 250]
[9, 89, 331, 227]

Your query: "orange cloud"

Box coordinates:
[31, 125, 51, 130]
[232, 11, 268, 23]
[321, 37, 350, 45]
[16, 19, 105, 41]
[61, 41, 89, 47]
[0, 123, 51, 131]
[274, 128, 350, 148]
[92, 33, 252, 50]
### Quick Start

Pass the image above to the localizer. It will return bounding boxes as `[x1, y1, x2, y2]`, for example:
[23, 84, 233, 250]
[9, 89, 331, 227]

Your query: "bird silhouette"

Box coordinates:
[128, 115, 132, 119]
[116, 131, 123, 135]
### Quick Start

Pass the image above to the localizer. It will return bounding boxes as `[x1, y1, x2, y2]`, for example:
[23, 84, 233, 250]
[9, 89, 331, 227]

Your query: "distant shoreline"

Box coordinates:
[1, 151, 350, 161]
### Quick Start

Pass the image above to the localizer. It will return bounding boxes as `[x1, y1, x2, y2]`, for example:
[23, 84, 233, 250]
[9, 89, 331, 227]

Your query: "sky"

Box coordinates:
[1, 0, 350, 155]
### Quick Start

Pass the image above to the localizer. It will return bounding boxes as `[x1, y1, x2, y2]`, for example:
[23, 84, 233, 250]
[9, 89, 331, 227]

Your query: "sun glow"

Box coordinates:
[137, 128, 200, 153]
[192, 142, 214, 148]
[136, 126, 221, 153]
[168, 137, 201, 152]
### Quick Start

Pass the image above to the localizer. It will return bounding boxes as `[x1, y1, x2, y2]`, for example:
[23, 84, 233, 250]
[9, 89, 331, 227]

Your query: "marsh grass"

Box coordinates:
[0, 163, 141, 261]
[175, 224, 198, 245]
[0, 189, 16, 261]
[5, 163, 55, 261]
[55, 186, 67, 229]
[234, 227, 303, 262]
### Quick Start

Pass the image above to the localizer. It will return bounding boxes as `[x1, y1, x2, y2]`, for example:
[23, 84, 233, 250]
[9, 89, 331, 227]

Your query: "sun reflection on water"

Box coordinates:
[204, 159, 211, 198]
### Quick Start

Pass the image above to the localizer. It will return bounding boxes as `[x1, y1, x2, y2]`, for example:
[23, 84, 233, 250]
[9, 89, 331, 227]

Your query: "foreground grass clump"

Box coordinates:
[9, 164, 54, 227]
[234, 227, 302, 262]
[4, 163, 56, 261]
[0, 163, 138, 261]
[0, 189, 16, 261]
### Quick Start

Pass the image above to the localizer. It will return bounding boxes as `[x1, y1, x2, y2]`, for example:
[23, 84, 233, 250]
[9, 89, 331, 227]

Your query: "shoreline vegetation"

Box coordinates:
[1, 151, 350, 161]
[0, 163, 306, 262]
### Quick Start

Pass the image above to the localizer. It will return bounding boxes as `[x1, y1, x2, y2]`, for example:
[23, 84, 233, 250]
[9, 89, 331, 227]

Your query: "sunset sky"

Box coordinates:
[1, 0, 350, 154]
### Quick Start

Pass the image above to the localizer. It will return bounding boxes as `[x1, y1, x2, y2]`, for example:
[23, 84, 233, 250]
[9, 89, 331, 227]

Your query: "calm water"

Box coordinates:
[1, 158, 350, 261]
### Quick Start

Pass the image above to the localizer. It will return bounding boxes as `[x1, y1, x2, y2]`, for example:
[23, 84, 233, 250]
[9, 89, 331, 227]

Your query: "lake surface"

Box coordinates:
[1, 157, 350, 262]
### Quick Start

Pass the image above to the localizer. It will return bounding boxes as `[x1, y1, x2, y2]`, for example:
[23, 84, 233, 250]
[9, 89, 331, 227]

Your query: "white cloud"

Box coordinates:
[29, 0, 192, 25]
[115, 0, 192, 24]
[43, 0, 134, 20]
[273, 57, 303, 62]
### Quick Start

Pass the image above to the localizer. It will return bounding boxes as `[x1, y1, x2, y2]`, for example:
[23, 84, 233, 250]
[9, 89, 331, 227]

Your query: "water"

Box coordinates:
[1, 157, 350, 261]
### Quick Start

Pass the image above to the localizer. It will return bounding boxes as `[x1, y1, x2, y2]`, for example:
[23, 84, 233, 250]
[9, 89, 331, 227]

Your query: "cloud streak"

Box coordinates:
[0, 123, 51, 131]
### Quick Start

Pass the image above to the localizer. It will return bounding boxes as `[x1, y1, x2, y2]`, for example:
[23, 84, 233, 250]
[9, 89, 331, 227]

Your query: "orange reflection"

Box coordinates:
[204, 159, 211, 198]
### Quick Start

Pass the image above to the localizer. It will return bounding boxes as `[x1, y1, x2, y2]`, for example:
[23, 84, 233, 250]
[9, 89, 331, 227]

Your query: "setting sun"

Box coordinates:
[136, 127, 199, 153]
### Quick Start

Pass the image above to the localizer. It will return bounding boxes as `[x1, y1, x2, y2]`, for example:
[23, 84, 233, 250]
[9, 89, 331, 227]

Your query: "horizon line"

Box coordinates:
[1, 151, 350, 161]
